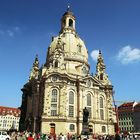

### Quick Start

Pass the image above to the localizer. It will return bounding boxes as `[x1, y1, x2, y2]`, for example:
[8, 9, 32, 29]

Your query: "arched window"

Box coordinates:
[100, 97, 104, 120]
[100, 97, 103, 108]
[87, 93, 91, 118]
[69, 124, 75, 131]
[87, 94, 91, 106]
[69, 19, 73, 27]
[54, 61, 58, 68]
[100, 73, 103, 80]
[102, 126, 106, 133]
[69, 91, 74, 117]
[51, 89, 58, 116]
[51, 89, 57, 102]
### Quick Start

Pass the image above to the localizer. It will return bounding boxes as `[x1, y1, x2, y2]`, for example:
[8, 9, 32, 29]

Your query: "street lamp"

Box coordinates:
[112, 91, 120, 133]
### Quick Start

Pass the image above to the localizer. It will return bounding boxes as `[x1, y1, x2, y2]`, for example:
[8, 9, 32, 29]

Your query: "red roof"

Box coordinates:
[118, 102, 134, 112]
[118, 102, 134, 108]
[134, 103, 140, 112]
[0, 106, 21, 117]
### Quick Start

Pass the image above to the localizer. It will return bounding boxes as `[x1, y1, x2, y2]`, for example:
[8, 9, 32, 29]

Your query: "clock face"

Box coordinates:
[52, 76, 57, 81]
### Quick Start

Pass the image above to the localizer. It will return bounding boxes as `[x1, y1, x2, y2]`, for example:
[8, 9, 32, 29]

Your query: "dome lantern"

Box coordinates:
[60, 6, 76, 34]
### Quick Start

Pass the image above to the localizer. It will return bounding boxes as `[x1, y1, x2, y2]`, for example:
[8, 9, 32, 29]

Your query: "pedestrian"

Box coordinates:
[67, 133, 70, 140]
[114, 132, 121, 140]
[27, 133, 34, 140]
[36, 133, 40, 140]
[17, 132, 26, 140]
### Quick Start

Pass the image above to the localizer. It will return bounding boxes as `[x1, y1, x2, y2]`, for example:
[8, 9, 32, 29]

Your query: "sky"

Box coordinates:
[0, 0, 140, 108]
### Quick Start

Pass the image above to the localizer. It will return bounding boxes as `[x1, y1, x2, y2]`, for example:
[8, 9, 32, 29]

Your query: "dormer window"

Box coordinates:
[82, 66, 87, 74]
[77, 44, 82, 53]
[100, 73, 103, 80]
[54, 61, 58, 68]
[69, 19, 73, 27]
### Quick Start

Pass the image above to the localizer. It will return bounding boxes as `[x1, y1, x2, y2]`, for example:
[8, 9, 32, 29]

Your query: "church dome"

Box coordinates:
[48, 33, 88, 63]
[46, 7, 89, 76]
[47, 7, 88, 64]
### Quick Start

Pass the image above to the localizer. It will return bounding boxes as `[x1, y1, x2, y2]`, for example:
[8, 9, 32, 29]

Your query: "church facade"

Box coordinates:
[19, 8, 116, 135]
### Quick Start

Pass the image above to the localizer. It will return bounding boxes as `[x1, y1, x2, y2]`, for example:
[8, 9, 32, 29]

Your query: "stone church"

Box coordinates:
[19, 7, 116, 135]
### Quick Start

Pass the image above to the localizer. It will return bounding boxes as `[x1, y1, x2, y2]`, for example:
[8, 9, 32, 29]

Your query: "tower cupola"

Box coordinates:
[29, 54, 39, 80]
[95, 50, 111, 85]
[60, 6, 76, 34]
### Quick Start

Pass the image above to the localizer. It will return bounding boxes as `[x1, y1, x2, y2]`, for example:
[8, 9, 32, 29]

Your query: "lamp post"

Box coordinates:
[113, 91, 119, 133]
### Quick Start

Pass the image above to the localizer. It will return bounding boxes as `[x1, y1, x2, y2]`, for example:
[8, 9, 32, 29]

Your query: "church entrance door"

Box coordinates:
[50, 123, 55, 135]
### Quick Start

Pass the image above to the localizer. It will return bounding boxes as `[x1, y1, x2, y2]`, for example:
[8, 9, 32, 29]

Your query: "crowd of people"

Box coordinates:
[7, 131, 140, 140]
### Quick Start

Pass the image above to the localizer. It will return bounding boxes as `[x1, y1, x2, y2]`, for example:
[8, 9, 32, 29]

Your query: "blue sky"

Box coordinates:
[0, 0, 140, 108]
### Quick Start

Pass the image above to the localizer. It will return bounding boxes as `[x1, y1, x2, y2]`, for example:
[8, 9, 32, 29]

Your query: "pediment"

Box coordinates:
[81, 75, 102, 87]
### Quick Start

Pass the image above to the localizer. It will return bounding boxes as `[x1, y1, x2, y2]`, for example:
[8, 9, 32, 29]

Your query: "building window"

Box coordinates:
[100, 97, 103, 108]
[3, 120, 7, 127]
[100, 110, 104, 120]
[69, 106, 74, 117]
[69, 124, 75, 131]
[100, 73, 103, 80]
[102, 126, 106, 133]
[51, 89, 57, 102]
[51, 110, 57, 116]
[69, 19, 73, 27]
[77, 45, 81, 53]
[87, 94, 91, 106]
[100, 97, 104, 120]
[51, 89, 58, 116]
[69, 91, 74, 104]
[54, 60, 59, 68]
[87, 93, 92, 118]
[69, 91, 74, 117]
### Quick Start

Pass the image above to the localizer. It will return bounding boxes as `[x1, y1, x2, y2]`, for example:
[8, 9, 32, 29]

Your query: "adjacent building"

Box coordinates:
[133, 103, 140, 132]
[118, 101, 140, 133]
[20, 7, 116, 135]
[0, 106, 20, 131]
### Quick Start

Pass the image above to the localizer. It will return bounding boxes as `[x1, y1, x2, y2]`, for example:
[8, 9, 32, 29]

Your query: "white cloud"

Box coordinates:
[0, 25, 21, 37]
[90, 49, 99, 62]
[13, 26, 20, 32]
[7, 30, 14, 37]
[117, 45, 140, 64]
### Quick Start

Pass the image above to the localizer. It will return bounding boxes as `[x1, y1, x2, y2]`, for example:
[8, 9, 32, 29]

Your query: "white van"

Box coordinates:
[0, 131, 11, 140]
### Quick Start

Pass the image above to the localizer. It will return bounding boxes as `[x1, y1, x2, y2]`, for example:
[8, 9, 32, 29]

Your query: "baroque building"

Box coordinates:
[20, 7, 115, 135]
[0, 106, 20, 131]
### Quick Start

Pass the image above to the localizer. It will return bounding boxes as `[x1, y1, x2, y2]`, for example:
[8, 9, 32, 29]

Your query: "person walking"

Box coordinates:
[27, 133, 34, 140]
[114, 132, 121, 140]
